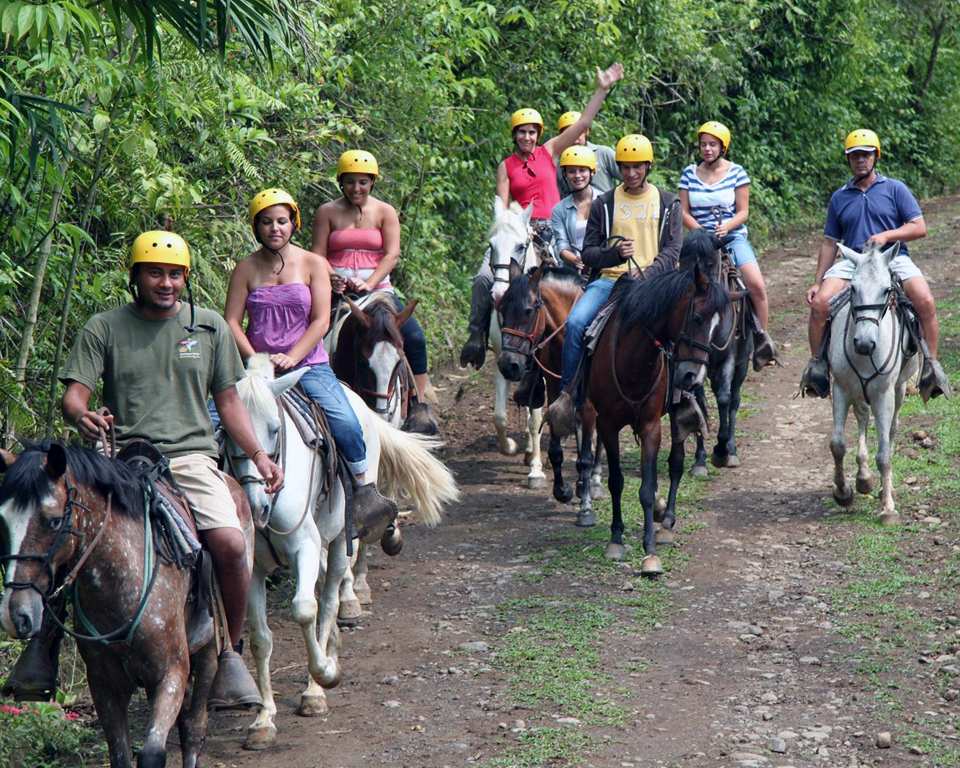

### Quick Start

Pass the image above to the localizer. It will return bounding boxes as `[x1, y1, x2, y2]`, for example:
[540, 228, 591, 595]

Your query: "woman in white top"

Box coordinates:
[678, 121, 777, 370]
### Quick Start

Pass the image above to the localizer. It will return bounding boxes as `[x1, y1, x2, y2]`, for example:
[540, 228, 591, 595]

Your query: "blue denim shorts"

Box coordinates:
[724, 230, 757, 267]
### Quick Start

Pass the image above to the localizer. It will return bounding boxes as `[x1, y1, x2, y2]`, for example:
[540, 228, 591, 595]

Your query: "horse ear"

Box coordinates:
[0, 448, 16, 473]
[395, 299, 418, 327]
[528, 265, 543, 289]
[882, 241, 901, 265]
[837, 243, 862, 265]
[345, 296, 372, 329]
[521, 203, 534, 226]
[693, 260, 711, 291]
[268, 367, 308, 397]
[508, 259, 523, 283]
[493, 196, 506, 218]
[45, 443, 67, 481]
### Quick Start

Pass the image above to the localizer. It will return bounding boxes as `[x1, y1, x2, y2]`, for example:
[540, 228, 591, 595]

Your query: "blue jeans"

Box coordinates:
[391, 296, 428, 375]
[561, 277, 615, 390]
[209, 363, 368, 476]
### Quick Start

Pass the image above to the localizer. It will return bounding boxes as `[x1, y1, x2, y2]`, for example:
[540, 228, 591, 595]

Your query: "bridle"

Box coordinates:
[843, 285, 902, 403]
[499, 281, 567, 380]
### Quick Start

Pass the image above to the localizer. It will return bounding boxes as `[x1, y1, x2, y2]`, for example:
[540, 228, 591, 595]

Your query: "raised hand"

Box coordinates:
[597, 62, 624, 91]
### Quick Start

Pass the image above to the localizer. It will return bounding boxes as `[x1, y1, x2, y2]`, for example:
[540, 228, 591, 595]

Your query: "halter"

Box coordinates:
[499, 283, 567, 380]
[842, 286, 903, 403]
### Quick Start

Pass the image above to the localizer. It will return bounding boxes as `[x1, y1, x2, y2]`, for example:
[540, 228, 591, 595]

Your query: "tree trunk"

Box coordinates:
[916, 11, 947, 106]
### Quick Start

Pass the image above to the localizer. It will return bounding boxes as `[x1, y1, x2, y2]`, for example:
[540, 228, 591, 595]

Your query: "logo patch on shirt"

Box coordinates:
[177, 337, 201, 360]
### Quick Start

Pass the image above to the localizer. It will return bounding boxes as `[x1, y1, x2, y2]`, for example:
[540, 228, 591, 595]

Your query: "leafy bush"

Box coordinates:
[0, 702, 101, 768]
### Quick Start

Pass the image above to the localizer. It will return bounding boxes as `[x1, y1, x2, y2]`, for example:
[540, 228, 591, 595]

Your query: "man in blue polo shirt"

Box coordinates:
[801, 129, 951, 401]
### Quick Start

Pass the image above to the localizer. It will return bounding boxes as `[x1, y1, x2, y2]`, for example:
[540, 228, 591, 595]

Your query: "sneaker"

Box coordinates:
[800, 357, 830, 398]
[919, 357, 953, 402]
[545, 391, 577, 438]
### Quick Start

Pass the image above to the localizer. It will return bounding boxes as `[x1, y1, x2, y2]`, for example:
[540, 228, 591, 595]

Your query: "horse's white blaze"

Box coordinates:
[0, 497, 41, 636]
[369, 340, 402, 424]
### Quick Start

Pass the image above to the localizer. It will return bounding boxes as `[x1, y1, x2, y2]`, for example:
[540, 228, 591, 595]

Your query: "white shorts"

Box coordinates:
[824, 253, 923, 282]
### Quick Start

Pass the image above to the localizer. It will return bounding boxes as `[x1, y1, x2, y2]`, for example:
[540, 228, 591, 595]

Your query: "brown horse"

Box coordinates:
[496, 265, 604, 526]
[0, 442, 244, 768]
[587, 234, 729, 574]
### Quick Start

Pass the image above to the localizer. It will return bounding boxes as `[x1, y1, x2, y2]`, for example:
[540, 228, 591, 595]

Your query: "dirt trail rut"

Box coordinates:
[206, 197, 960, 768]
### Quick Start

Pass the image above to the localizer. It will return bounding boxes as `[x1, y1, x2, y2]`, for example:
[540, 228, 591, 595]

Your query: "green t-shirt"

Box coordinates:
[61, 303, 245, 459]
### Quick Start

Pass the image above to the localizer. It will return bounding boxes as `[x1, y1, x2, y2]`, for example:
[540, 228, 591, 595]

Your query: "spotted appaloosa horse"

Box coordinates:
[0, 443, 237, 768]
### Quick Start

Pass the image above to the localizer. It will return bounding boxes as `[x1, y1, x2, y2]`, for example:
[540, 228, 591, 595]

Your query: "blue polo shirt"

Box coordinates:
[824, 174, 923, 255]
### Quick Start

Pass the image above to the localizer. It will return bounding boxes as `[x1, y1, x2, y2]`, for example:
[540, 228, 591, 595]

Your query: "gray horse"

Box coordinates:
[828, 242, 918, 524]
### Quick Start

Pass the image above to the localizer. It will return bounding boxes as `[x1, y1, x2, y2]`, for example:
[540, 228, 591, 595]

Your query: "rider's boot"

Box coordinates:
[919, 357, 952, 402]
[752, 329, 779, 371]
[403, 400, 439, 435]
[209, 641, 262, 710]
[459, 280, 493, 369]
[352, 483, 399, 543]
[545, 391, 577, 439]
[1, 600, 64, 701]
[800, 356, 831, 398]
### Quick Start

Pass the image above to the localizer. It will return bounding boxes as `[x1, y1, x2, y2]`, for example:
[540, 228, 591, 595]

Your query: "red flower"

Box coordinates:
[65, 711, 81, 721]
[0, 704, 24, 716]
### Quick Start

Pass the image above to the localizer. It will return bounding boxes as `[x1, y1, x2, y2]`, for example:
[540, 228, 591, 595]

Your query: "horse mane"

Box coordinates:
[501, 267, 582, 314]
[0, 441, 145, 517]
[363, 295, 404, 346]
[615, 267, 728, 330]
[679, 228, 722, 273]
[235, 368, 279, 420]
[488, 201, 529, 241]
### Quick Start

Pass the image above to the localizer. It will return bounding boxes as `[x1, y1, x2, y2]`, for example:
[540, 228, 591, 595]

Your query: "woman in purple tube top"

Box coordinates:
[222, 187, 395, 538]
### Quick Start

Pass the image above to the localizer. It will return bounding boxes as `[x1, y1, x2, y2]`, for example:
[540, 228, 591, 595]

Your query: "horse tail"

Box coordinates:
[367, 417, 459, 528]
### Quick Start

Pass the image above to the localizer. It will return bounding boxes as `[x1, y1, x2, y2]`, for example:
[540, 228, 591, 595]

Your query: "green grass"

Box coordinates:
[485, 727, 592, 768]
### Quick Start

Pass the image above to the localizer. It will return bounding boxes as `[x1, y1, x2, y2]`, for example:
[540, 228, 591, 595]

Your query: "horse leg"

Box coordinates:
[659, 415, 682, 547]
[178, 640, 217, 768]
[724, 356, 748, 467]
[853, 402, 873, 494]
[292, 542, 339, 691]
[712, 360, 736, 468]
[575, 411, 596, 527]
[338, 543, 363, 625]
[548, 431, 572, 502]
[83, 655, 135, 768]
[638, 422, 664, 577]
[601, 424, 626, 561]
[245, 565, 278, 749]
[138, 660, 189, 768]
[590, 436, 604, 497]
[691, 384, 708, 477]
[874, 390, 899, 525]
[526, 406, 546, 488]
[494, 370, 518, 455]
[830, 388, 854, 507]
[352, 542, 372, 605]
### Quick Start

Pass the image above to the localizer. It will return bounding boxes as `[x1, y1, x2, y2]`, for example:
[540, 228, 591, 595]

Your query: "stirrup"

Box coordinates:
[798, 357, 830, 399]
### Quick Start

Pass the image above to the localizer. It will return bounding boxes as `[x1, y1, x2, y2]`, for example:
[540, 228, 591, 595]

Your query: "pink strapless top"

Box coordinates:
[327, 227, 391, 290]
[245, 283, 328, 367]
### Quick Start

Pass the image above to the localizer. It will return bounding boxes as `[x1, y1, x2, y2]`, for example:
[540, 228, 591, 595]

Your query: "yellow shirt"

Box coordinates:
[602, 185, 661, 279]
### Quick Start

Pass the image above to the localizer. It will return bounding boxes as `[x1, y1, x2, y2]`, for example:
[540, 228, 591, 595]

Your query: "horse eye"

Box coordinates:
[47, 517, 64, 531]
[515, 244, 525, 253]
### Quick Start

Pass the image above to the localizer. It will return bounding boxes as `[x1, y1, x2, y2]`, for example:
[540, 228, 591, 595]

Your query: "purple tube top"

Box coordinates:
[245, 283, 328, 367]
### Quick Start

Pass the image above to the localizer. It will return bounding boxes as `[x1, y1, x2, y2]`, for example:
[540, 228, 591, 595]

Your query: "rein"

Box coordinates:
[842, 288, 904, 404]
[500, 286, 568, 380]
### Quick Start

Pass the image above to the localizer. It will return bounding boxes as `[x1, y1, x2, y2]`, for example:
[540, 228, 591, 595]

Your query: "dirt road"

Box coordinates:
[206, 197, 960, 768]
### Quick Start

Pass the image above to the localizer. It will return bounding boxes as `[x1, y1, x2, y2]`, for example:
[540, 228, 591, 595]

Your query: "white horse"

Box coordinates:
[489, 198, 547, 488]
[828, 242, 919, 524]
[227, 355, 458, 749]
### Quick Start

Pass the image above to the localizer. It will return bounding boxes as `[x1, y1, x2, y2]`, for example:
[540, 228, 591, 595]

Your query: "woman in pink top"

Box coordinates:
[460, 62, 625, 369]
[311, 150, 432, 403]
[222, 187, 395, 539]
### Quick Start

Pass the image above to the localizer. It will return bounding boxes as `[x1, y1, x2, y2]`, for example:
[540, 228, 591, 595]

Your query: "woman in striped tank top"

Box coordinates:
[678, 121, 778, 370]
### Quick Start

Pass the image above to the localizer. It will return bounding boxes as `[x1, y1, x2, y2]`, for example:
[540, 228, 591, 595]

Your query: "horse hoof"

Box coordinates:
[856, 476, 874, 495]
[652, 497, 667, 524]
[353, 586, 372, 606]
[576, 511, 596, 528]
[879, 511, 900, 526]
[640, 555, 663, 578]
[711, 452, 727, 468]
[725, 454, 741, 468]
[499, 438, 519, 456]
[655, 527, 675, 547]
[243, 725, 277, 751]
[527, 475, 547, 490]
[833, 486, 854, 508]
[691, 464, 708, 479]
[297, 695, 329, 717]
[337, 599, 362, 627]
[604, 543, 626, 561]
[553, 484, 574, 503]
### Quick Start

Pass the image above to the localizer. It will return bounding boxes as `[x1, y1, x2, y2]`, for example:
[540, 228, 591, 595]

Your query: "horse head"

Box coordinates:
[497, 264, 543, 382]
[343, 295, 415, 417]
[490, 199, 537, 303]
[233, 355, 307, 519]
[841, 242, 899, 356]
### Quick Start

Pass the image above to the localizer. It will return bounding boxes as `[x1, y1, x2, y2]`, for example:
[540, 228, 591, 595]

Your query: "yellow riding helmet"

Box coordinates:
[130, 231, 191, 276]
[697, 120, 731, 153]
[615, 134, 654, 164]
[559, 145, 597, 172]
[510, 108, 544, 132]
[337, 150, 380, 178]
[249, 188, 302, 231]
[844, 128, 881, 158]
[557, 111, 581, 132]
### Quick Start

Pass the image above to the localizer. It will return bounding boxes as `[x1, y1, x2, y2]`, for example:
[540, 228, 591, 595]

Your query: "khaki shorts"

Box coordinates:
[168, 454, 240, 532]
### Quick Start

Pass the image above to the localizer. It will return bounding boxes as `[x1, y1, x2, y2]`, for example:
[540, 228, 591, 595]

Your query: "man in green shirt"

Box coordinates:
[5, 231, 277, 708]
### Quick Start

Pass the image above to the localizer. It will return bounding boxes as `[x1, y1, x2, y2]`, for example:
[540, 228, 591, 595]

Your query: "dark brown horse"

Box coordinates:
[0, 442, 245, 768]
[496, 265, 604, 526]
[587, 233, 729, 574]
